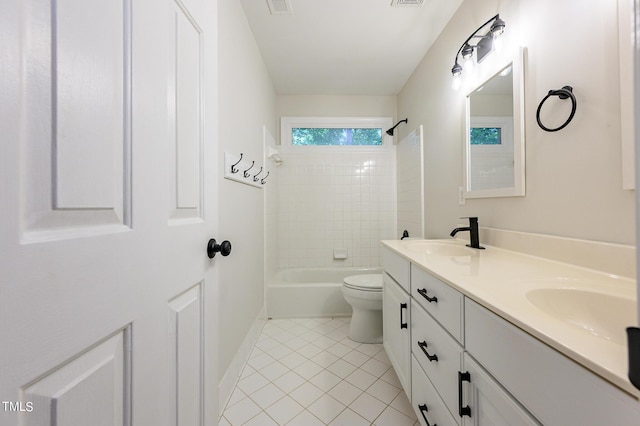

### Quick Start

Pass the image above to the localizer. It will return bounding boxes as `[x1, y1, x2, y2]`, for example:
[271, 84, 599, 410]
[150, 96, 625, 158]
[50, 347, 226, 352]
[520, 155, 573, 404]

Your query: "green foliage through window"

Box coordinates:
[470, 127, 502, 145]
[292, 127, 382, 146]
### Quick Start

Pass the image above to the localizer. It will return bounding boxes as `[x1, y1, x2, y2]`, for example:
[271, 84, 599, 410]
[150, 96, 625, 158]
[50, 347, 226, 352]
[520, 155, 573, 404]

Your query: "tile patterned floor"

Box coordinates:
[220, 317, 419, 426]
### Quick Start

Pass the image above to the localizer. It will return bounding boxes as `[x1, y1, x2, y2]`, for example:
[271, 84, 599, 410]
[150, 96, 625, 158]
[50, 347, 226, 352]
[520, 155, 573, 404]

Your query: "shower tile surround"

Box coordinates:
[278, 151, 396, 269]
[220, 317, 418, 425]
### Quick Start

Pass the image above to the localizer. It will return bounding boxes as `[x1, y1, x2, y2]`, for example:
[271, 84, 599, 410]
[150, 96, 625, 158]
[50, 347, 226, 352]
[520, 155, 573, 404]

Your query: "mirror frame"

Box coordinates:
[463, 47, 526, 199]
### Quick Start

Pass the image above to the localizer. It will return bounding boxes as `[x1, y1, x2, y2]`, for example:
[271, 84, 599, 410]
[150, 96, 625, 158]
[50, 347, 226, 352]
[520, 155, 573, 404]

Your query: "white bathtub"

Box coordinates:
[267, 267, 382, 318]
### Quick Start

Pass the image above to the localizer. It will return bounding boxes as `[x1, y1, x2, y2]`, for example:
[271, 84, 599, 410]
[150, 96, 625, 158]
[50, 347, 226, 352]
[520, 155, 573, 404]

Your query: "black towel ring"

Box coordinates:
[536, 86, 576, 132]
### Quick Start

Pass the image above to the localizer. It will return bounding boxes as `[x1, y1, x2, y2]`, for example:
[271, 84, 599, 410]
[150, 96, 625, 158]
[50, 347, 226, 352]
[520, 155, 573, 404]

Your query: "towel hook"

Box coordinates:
[253, 166, 263, 182]
[261, 171, 270, 185]
[536, 86, 576, 132]
[243, 160, 255, 178]
[231, 153, 243, 173]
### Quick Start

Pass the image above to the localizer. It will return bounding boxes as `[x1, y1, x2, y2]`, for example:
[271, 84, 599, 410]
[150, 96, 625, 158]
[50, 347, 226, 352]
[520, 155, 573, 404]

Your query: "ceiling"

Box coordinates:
[239, 0, 464, 96]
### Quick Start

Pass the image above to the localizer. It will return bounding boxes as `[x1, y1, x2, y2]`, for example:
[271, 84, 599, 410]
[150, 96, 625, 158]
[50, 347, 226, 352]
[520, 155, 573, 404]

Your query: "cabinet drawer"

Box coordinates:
[412, 356, 458, 426]
[382, 247, 411, 293]
[411, 264, 464, 343]
[412, 300, 463, 418]
[465, 298, 640, 425]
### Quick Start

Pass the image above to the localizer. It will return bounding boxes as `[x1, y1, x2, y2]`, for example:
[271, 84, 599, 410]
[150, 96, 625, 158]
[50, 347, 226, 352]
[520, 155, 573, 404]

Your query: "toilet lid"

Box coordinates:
[343, 274, 383, 291]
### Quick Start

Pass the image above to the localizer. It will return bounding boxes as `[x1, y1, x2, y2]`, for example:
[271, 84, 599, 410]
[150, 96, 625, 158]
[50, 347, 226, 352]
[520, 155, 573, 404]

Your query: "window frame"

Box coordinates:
[280, 116, 394, 152]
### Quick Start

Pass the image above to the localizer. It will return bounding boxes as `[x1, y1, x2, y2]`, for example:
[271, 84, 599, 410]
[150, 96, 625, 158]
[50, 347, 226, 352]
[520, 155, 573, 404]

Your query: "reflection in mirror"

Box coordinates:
[469, 66, 513, 191]
[464, 48, 525, 198]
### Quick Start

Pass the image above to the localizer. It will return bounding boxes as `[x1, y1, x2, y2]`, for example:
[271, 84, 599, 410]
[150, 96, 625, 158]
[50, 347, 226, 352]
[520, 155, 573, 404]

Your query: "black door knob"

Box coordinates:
[207, 239, 232, 258]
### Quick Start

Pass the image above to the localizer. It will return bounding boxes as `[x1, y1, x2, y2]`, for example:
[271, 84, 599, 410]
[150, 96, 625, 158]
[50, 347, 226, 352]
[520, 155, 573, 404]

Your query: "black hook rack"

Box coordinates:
[231, 153, 243, 173]
[224, 151, 268, 188]
[536, 86, 577, 132]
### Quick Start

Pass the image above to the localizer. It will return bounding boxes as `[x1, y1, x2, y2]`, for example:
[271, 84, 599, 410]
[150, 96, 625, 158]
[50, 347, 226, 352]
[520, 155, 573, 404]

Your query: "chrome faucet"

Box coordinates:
[450, 217, 485, 249]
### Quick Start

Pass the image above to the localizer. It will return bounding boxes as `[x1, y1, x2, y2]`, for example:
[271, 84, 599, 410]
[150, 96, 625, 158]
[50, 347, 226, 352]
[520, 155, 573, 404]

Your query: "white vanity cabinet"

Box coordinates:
[383, 251, 539, 426]
[382, 248, 412, 397]
[383, 241, 640, 426]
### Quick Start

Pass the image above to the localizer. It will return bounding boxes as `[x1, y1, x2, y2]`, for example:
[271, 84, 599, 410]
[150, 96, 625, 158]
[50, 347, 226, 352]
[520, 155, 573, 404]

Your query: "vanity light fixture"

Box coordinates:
[451, 14, 506, 88]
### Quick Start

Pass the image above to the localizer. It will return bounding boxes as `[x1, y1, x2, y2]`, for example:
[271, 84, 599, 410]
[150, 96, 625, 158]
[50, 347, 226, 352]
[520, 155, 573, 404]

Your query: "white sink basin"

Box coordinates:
[401, 240, 477, 256]
[526, 288, 635, 345]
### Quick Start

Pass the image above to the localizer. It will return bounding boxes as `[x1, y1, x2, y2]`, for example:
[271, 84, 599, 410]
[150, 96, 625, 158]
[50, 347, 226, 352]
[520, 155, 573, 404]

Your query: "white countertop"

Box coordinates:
[381, 238, 639, 398]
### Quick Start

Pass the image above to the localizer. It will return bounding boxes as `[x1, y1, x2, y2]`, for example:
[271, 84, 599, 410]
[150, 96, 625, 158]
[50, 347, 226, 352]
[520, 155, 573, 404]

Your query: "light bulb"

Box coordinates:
[452, 74, 462, 91]
[493, 36, 503, 54]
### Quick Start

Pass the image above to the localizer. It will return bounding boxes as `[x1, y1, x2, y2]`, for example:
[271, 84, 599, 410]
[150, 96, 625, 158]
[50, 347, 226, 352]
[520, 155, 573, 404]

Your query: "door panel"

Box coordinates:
[170, 2, 203, 222]
[168, 284, 203, 425]
[21, 0, 131, 238]
[22, 329, 131, 426]
[54, 0, 125, 210]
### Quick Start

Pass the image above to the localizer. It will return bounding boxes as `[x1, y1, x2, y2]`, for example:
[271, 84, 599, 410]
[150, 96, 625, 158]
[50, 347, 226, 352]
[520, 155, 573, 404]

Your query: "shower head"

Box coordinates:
[386, 118, 408, 136]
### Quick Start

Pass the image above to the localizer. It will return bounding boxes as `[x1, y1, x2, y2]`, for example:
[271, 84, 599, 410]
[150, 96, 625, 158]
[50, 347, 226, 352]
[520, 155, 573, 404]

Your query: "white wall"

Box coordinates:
[398, 0, 636, 245]
[218, 0, 276, 381]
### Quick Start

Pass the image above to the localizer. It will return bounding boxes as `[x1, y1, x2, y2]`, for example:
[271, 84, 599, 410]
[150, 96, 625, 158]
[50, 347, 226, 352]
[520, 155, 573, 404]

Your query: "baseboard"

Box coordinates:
[218, 306, 266, 418]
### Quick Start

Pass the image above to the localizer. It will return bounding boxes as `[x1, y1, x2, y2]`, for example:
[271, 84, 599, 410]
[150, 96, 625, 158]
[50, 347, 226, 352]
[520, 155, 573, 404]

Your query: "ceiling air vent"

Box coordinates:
[391, 0, 425, 6]
[267, 0, 293, 15]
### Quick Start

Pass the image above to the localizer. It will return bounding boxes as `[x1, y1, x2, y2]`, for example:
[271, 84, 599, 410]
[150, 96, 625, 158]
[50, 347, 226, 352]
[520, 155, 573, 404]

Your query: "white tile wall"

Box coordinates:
[277, 150, 396, 268]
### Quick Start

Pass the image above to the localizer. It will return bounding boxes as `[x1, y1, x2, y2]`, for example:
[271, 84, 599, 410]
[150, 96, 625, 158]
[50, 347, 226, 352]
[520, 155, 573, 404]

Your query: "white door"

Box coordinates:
[0, 0, 220, 425]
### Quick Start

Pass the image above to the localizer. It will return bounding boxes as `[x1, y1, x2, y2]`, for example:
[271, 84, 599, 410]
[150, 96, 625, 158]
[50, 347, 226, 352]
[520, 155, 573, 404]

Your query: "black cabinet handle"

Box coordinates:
[418, 404, 437, 426]
[458, 371, 471, 418]
[207, 239, 232, 258]
[417, 288, 438, 303]
[400, 303, 408, 329]
[418, 341, 438, 362]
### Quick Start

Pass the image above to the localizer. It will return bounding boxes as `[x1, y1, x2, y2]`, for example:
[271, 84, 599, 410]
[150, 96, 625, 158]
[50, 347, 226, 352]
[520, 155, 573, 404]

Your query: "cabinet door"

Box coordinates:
[461, 354, 539, 426]
[383, 272, 411, 397]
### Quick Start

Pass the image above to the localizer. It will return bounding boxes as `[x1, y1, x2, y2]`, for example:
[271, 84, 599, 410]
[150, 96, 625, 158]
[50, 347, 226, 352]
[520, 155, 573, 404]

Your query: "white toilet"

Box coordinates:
[341, 274, 383, 343]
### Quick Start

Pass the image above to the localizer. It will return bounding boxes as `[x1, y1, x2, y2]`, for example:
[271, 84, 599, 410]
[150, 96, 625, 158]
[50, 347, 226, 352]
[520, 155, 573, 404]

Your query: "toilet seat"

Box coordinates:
[343, 274, 383, 292]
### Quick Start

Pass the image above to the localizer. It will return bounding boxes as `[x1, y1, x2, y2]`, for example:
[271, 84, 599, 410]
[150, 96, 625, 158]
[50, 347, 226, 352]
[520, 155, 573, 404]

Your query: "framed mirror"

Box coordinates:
[463, 47, 525, 198]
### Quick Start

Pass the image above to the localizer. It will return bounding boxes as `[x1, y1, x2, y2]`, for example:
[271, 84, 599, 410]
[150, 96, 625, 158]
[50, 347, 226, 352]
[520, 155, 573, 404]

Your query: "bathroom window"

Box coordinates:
[281, 116, 393, 150]
[292, 127, 382, 146]
[470, 127, 502, 145]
